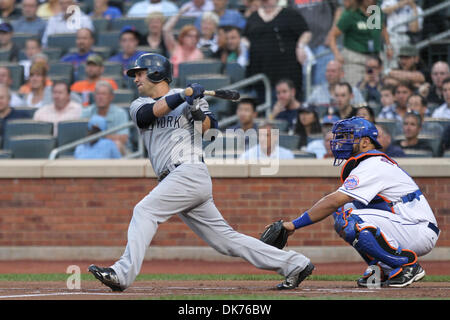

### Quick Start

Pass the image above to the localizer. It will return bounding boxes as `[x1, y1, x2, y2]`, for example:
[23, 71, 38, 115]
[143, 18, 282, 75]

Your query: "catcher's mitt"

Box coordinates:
[259, 220, 288, 249]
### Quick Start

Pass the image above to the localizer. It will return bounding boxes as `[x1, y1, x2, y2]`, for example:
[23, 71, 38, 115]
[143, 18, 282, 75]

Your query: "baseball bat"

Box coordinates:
[184, 87, 240, 101]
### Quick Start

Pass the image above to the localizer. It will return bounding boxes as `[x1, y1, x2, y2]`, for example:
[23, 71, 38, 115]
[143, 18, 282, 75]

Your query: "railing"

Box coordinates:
[48, 121, 144, 160]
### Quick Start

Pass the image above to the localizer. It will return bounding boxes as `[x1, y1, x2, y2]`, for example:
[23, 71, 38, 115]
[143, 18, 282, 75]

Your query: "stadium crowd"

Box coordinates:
[0, 0, 449, 159]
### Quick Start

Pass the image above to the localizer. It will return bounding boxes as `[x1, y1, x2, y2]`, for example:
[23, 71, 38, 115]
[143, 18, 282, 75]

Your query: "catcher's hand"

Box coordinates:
[260, 220, 291, 249]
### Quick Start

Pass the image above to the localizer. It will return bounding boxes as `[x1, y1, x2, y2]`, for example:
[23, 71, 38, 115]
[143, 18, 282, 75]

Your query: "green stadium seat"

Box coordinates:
[3, 120, 54, 149]
[48, 62, 73, 84]
[47, 33, 77, 53]
[110, 18, 147, 32]
[279, 134, 300, 150]
[112, 89, 136, 103]
[292, 150, 316, 158]
[178, 60, 222, 87]
[0, 49, 10, 61]
[403, 149, 433, 158]
[56, 120, 89, 156]
[185, 74, 230, 91]
[224, 62, 245, 84]
[92, 18, 110, 33]
[9, 135, 56, 159]
[96, 31, 121, 48]
[0, 63, 24, 90]
[12, 33, 34, 49]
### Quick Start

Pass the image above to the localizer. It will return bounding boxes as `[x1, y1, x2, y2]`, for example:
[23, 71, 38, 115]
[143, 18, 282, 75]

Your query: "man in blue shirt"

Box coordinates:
[60, 28, 95, 80]
[74, 115, 121, 159]
[11, 0, 47, 39]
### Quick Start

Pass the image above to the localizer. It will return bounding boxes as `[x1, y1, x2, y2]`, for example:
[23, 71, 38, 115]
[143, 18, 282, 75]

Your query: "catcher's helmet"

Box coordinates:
[126, 53, 172, 84]
[330, 117, 382, 165]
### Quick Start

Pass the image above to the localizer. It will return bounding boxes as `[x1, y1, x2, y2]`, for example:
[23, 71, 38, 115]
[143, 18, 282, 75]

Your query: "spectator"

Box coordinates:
[90, 0, 122, 19]
[198, 11, 220, 55]
[379, 80, 414, 121]
[296, 0, 338, 86]
[243, 0, 261, 18]
[378, 84, 397, 119]
[375, 123, 406, 158]
[293, 104, 322, 149]
[357, 56, 383, 107]
[42, 0, 94, 47]
[163, 14, 203, 78]
[305, 128, 336, 160]
[394, 111, 433, 153]
[22, 62, 53, 108]
[0, 0, 21, 21]
[33, 81, 82, 136]
[240, 121, 294, 160]
[244, 0, 310, 102]
[0, 22, 20, 62]
[407, 93, 430, 120]
[19, 54, 53, 95]
[19, 38, 43, 81]
[71, 54, 119, 107]
[307, 60, 365, 107]
[37, 0, 61, 19]
[74, 115, 122, 159]
[442, 125, 450, 153]
[180, 0, 214, 17]
[60, 28, 95, 75]
[328, 0, 393, 87]
[144, 12, 168, 57]
[0, 84, 32, 148]
[381, 0, 423, 67]
[109, 26, 147, 76]
[270, 79, 301, 131]
[356, 105, 376, 123]
[215, 26, 248, 68]
[127, 0, 179, 18]
[332, 82, 358, 120]
[229, 97, 258, 132]
[0, 66, 24, 108]
[432, 77, 450, 119]
[195, 0, 246, 30]
[81, 81, 130, 155]
[11, 0, 47, 38]
[387, 45, 427, 88]
[420, 61, 450, 107]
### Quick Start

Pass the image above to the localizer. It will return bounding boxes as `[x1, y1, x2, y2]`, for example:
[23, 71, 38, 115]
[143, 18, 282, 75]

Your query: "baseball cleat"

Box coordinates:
[88, 264, 123, 292]
[386, 263, 425, 288]
[357, 266, 388, 288]
[277, 262, 314, 290]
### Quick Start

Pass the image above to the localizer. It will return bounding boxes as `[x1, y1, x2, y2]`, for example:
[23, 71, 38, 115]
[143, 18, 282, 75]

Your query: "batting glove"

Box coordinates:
[185, 83, 205, 105]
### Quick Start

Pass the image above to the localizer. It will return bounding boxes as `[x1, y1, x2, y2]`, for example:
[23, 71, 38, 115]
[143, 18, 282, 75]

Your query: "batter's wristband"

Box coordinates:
[292, 211, 313, 229]
[165, 93, 185, 110]
[191, 108, 206, 121]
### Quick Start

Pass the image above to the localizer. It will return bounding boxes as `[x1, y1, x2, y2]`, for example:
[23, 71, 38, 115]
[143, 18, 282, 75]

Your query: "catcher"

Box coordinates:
[261, 117, 439, 288]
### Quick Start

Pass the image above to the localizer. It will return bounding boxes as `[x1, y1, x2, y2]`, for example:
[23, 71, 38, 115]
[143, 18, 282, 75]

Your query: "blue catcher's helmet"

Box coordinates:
[330, 117, 382, 166]
[126, 53, 173, 84]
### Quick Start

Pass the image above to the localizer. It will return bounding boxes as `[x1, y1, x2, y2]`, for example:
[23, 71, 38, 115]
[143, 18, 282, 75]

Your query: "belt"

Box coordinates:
[428, 222, 440, 236]
[158, 163, 181, 182]
[401, 189, 422, 204]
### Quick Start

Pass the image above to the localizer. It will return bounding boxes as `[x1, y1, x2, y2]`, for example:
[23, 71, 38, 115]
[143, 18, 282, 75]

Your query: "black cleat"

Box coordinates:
[88, 264, 123, 292]
[277, 262, 314, 290]
[357, 266, 388, 288]
[387, 263, 425, 288]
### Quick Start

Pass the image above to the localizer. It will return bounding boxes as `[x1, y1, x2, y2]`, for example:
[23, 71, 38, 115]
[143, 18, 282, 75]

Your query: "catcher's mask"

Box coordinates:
[126, 53, 173, 84]
[330, 117, 382, 166]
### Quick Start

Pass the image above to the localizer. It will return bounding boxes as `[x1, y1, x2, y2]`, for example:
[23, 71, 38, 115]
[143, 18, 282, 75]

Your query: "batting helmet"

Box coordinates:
[330, 117, 382, 164]
[126, 53, 172, 84]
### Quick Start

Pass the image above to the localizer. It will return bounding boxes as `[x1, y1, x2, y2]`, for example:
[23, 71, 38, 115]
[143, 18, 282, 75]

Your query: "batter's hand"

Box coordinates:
[185, 83, 205, 105]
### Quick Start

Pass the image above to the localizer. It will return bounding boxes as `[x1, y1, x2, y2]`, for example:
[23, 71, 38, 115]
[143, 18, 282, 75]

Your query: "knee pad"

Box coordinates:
[334, 210, 363, 244]
[354, 227, 417, 269]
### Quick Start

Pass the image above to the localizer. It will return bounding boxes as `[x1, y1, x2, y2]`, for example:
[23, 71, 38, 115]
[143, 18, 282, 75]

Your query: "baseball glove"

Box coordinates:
[259, 220, 288, 249]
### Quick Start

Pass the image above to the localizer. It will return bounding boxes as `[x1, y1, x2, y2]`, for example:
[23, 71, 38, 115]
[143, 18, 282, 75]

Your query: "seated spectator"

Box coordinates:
[394, 112, 433, 153]
[407, 93, 430, 120]
[127, 0, 179, 18]
[420, 61, 450, 107]
[109, 26, 147, 77]
[0, 0, 21, 21]
[22, 62, 53, 109]
[356, 105, 376, 123]
[198, 11, 220, 55]
[81, 81, 130, 155]
[332, 82, 358, 120]
[144, 11, 168, 57]
[270, 79, 301, 131]
[228, 97, 258, 132]
[240, 121, 294, 160]
[293, 104, 322, 149]
[33, 81, 82, 136]
[19, 38, 43, 81]
[74, 115, 121, 159]
[431, 77, 450, 119]
[19, 54, 52, 94]
[375, 123, 406, 158]
[357, 56, 383, 107]
[163, 18, 203, 78]
[195, 0, 246, 30]
[90, 0, 122, 19]
[0, 84, 32, 148]
[304, 114, 339, 159]
[0, 66, 24, 108]
[71, 54, 119, 107]
[11, 0, 47, 39]
[180, 0, 214, 17]
[37, 0, 61, 19]
[215, 26, 248, 68]
[42, 0, 94, 47]
[378, 84, 397, 119]
[60, 28, 96, 79]
[307, 60, 365, 107]
[387, 45, 427, 88]
[378, 80, 414, 121]
[0, 22, 20, 62]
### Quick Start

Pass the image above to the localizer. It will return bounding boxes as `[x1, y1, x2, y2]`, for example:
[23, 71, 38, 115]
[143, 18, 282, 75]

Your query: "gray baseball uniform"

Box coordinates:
[111, 88, 310, 290]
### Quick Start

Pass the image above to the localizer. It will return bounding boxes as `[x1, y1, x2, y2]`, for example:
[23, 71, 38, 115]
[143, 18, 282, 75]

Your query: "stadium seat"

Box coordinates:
[3, 120, 53, 150]
[43, 47, 63, 61]
[178, 60, 223, 87]
[375, 118, 402, 137]
[209, 98, 232, 118]
[92, 18, 110, 33]
[47, 33, 77, 53]
[0, 63, 24, 90]
[8, 135, 56, 159]
[11, 107, 38, 118]
[292, 150, 316, 158]
[185, 74, 230, 91]
[48, 62, 73, 83]
[110, 18, 147, 32]
[279, 134, 300, 150]
[0, 150, 12, 159]
[12, 33, 33, 49]
[174, 16, 197, 31]
[270, 119, 290, 133]
[403, 149, 433, 158]
[0, 49, 10, 61]
[224, 62, 245, 84]
[394, 134, 442, 157]
[56, 120, 89, 156]
[96, 31, 121, 48]
[103, 61, 123, 77]
[112, 89, 136, 104]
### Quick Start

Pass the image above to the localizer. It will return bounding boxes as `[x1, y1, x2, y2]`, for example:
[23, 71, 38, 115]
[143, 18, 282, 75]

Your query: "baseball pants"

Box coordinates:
[111, 162, 310, 289]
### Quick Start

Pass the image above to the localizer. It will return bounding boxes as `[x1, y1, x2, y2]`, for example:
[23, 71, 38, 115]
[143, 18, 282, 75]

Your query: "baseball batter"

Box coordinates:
[88, 53, 314, 291]
[274, 117, 439, 288]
